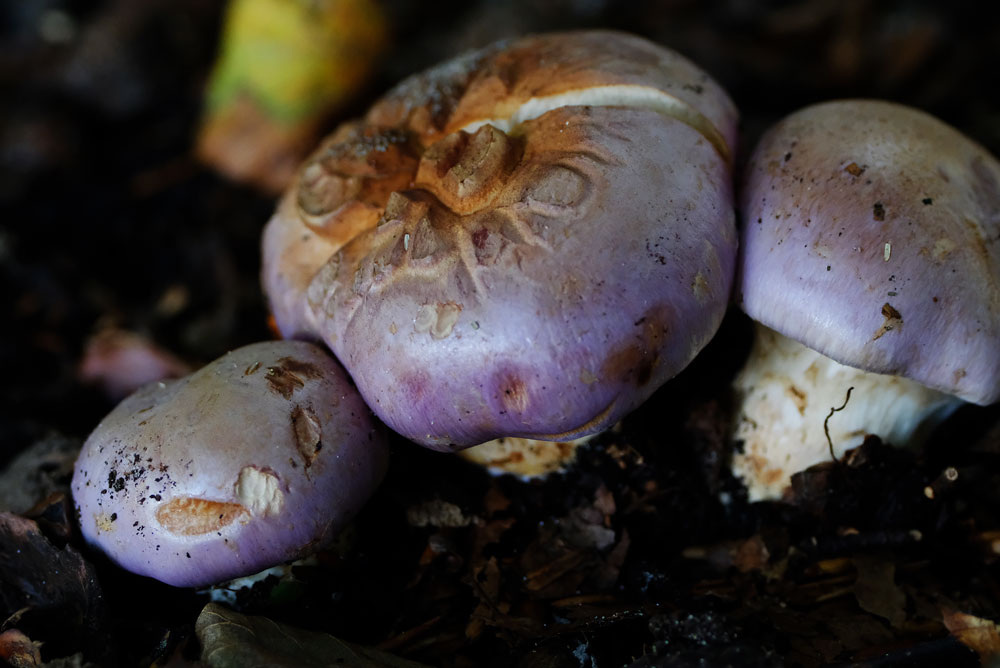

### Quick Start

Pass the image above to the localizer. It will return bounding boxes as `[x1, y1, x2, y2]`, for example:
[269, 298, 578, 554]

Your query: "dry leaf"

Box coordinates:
[594, 529, 630, 589]
[0, 513, 106, 657]
[465, 557, 506, 639]
[853, 556, 907, 628]
[195, 603, 429, 668]
[0, 435, 79, 515]
[942, 609, 1000, 662]
[681, 534, 770, 573]
[406, 499, 477, 528]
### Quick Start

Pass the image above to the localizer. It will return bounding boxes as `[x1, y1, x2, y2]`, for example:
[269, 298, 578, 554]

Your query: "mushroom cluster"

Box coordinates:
[71, 32, 1000, 588]
[732, 100, 1000, 500]
[72, 30, 741, 586]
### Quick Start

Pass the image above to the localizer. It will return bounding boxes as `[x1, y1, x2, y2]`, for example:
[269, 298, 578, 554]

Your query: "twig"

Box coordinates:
[825, 386, 854, 462]
[377, 615, 442, 652]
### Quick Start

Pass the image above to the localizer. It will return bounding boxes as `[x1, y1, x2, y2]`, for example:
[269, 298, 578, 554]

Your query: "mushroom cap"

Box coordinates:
[263, 30, 738, 448]
[71, 341, 388, 587]
[738, 100, 1000, 405]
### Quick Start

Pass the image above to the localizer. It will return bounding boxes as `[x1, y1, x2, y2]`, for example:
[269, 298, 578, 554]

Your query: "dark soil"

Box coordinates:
[2, 1, 1000, 666]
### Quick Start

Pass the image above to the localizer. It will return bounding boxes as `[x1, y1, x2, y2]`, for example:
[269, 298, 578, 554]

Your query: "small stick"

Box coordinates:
[825, 386, 854, 462]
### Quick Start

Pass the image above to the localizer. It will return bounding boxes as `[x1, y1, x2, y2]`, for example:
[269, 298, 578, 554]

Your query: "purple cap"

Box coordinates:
[72, 341, 388, 587]
[262, 31, 739, 449]
[739, 100, 1000, 404]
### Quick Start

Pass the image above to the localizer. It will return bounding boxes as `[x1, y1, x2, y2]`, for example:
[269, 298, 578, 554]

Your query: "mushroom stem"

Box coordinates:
[457, 435, 595, 479]
[731, 323, 962, 501]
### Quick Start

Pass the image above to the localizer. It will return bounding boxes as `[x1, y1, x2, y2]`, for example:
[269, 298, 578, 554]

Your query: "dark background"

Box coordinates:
[1, 1, 1000, 666]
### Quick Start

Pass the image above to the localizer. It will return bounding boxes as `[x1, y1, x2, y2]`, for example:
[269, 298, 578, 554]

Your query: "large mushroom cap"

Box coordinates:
[71, 341, 388, 587]
[739, 100, 1000, 404]
[263, 30, 739, 449]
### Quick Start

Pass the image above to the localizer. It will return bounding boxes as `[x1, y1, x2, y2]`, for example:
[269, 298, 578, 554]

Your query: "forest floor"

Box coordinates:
[2, 1, 1000, 666]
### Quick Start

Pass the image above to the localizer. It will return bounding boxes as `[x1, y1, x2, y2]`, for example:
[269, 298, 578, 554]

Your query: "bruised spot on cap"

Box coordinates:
[155, 497, 248, 536]
[265, 357, 323, 399]
[292, 405, 323, 467]
[601, 306, 672, 386]
[691, 272, 710, 302]
[603, 345, 649, 386]
[498, 374, 529, 414]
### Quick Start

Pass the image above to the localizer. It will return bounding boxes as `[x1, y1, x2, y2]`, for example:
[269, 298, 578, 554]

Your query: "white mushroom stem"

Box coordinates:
[457, 435, 595, 479]
[731, 323, 963, 501]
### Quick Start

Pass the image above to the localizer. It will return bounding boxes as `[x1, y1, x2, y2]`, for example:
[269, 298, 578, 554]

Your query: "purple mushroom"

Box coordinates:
[71, 341, 388, 587]
[262, 31, 739, 449]
[733, 100, 1000, 500]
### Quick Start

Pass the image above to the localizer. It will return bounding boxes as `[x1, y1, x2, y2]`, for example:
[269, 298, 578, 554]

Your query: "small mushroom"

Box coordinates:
[733, 100, 1000, 500]
[71, 340, 388, 587]
[78, 327, 192, 400]
[263, 31, 739, 449]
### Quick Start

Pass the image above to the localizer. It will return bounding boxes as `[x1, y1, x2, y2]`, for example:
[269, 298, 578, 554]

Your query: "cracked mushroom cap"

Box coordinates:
[739, 100, 1000, 405]
[71, 341, 388, 587]
[263, 30, 739, 448]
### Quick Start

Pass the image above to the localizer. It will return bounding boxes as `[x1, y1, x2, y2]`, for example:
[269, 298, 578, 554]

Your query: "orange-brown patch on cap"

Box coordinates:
[155, 497, 248, 536]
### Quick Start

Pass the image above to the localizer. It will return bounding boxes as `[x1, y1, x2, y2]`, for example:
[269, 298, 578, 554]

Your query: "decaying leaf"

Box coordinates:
[0, 513, 106, 659]
[195, 602, 430, 667]
[853, 556, 907, 628]
[681, 533, 774, 575]
[196, 0, 387, 192]
[942, 609, 1000, 662]
[24, 492, 74, 546]
[406, 499, 478, 528]
[0, 435, 78, 515]
[595, 529, 630, 589]
[465, 557, 506, 640]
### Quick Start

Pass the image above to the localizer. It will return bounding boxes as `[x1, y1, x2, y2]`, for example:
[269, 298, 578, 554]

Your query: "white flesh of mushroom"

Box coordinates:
[458, 434, 596, 479]
[731, 323, 963, 501]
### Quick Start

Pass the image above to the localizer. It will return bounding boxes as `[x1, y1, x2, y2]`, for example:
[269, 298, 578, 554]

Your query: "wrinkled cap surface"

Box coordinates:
[263, 30, 738, 448]
[71, 341, 388, 587]
[738, 100, 1000, 404]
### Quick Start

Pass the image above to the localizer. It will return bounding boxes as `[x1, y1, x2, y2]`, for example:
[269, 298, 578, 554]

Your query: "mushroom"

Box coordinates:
[71, 340, 388, 587]
[732, 100, 1000, 501]
[262, 30, 739, 450]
